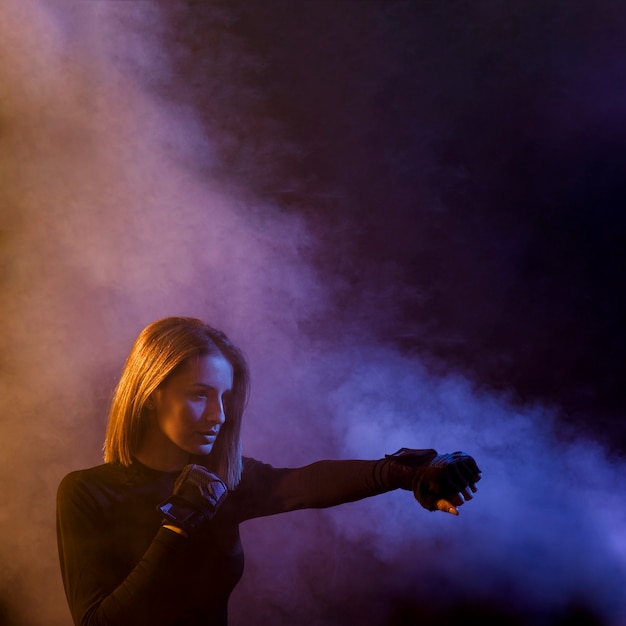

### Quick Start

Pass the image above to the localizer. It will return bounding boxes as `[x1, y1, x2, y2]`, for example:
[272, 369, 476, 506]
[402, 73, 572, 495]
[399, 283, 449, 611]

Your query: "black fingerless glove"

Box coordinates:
[158, 464, 228, 536]
[382, 448, 481, 511]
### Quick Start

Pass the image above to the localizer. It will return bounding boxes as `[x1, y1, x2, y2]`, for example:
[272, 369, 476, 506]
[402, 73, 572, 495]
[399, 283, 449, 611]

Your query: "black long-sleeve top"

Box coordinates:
[56, 456, 390, 626]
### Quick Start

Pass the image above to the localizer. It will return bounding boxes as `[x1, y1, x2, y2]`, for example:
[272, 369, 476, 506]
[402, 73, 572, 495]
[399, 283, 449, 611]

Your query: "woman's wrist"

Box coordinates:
[162, 524, 189, 539]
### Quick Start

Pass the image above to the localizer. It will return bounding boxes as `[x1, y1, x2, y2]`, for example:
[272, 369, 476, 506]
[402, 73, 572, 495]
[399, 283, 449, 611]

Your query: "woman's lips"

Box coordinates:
[197, 432, 218, 441]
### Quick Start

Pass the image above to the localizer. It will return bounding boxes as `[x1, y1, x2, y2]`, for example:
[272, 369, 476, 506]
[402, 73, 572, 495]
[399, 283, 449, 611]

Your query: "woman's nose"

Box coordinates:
[205, 398, 226, 424]
[216, 401, 226, 424]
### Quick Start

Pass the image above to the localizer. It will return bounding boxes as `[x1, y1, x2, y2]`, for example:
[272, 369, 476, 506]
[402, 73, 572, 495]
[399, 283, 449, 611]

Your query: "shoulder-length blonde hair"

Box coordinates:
[103, 317, 249, 488]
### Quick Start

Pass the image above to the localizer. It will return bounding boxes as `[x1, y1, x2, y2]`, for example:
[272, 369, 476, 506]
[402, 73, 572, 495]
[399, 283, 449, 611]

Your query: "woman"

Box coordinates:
[57, 317, 481, 626]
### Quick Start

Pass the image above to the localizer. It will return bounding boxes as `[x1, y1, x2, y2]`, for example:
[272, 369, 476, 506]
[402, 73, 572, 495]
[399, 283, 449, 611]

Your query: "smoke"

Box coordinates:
[1, 1, 625, 626]
[0, 1, 322, 624]
[236, 347, 626, 626]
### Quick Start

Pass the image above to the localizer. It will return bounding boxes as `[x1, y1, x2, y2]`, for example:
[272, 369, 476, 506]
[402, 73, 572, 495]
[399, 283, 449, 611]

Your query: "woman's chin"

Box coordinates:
[194, 443, 215, 456]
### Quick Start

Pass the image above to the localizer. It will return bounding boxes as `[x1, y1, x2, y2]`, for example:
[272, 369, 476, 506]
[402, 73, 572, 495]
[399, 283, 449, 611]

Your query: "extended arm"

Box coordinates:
[236, 449, 481, 521]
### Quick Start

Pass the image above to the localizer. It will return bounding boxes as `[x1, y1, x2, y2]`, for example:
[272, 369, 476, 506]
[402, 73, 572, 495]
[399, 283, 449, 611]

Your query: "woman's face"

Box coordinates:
[139, 352, 234, 471]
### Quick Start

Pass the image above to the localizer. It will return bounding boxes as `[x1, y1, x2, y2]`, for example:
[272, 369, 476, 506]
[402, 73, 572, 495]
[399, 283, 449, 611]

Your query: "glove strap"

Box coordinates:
[157, 491, 224, 535]
[384, 448, 438, 466]
[372, 448, 437, 492]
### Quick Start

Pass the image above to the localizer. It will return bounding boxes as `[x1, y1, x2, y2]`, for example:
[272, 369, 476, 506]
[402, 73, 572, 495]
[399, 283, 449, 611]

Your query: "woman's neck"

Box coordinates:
[134, 428, 191, 472]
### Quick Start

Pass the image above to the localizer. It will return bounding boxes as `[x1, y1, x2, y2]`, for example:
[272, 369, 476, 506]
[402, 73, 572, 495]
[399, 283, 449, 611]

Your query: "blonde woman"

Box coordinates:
[57, 317, 481, 626]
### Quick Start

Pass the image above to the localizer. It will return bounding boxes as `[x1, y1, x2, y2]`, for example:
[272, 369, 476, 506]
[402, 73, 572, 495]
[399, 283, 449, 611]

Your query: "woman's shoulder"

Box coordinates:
[241, 456, 275, 475]
[57, 462, 132, 503]
[239, 456, 290, 487]
[59, 462, 120, 485]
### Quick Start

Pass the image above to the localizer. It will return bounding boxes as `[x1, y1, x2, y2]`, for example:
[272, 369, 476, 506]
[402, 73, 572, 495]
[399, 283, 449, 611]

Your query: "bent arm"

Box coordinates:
[57, 474, 187, 626]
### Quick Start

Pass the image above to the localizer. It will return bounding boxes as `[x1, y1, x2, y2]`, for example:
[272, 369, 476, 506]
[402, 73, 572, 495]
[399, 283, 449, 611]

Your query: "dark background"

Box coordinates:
[144, 0, 626, 451]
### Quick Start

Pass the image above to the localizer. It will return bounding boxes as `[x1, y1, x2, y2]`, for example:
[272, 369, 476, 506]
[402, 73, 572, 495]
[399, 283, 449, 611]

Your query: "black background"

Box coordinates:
[147, 0, 626, 451]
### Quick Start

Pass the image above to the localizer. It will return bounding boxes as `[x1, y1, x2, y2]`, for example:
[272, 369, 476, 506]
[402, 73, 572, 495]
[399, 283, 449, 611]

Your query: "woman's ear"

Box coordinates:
[145, 386, 165, 412]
